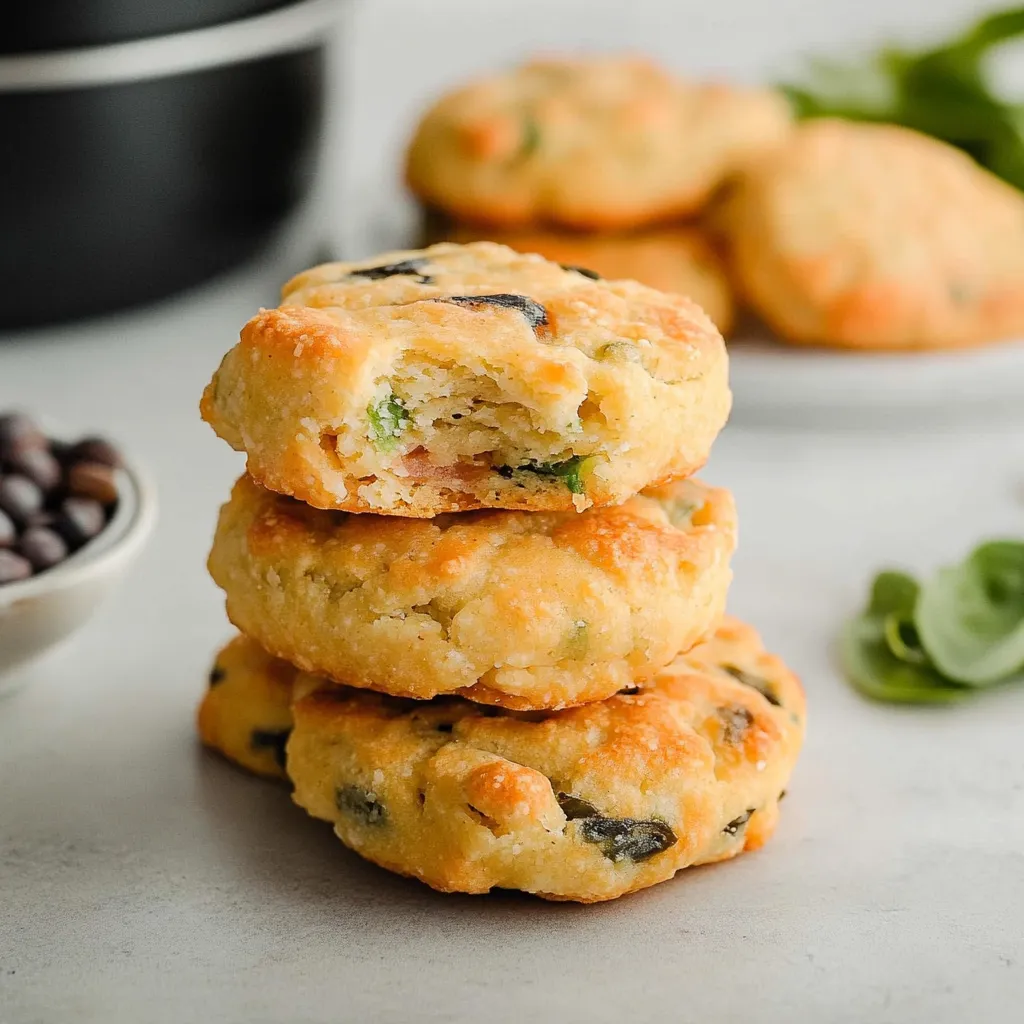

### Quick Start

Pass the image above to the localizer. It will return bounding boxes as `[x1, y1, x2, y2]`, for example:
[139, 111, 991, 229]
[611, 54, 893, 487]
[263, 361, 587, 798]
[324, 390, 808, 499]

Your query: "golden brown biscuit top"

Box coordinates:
[278, 241, 719, 382]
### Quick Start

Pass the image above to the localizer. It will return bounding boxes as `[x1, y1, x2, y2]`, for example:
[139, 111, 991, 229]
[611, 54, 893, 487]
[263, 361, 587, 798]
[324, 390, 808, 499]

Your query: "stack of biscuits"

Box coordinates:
[407, 55, 795, 339]
[197, 241, 805, 903]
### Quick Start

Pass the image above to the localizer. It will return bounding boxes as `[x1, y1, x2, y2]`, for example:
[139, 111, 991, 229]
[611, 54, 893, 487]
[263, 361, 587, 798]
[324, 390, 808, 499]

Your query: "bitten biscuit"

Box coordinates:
[207, 474, 736, 710]
[405, 56, 792, 229]
[434, 221, 735, 335]
[201, 242, 730, 516]
[197, 620, 805, 903]
[721, 119, 1024, 350]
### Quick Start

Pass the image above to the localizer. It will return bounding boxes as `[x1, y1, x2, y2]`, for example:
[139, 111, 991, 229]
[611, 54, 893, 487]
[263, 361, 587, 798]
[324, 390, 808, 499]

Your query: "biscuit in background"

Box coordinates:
[405, 55, 792, 230]
[719, 118, 1024, 351]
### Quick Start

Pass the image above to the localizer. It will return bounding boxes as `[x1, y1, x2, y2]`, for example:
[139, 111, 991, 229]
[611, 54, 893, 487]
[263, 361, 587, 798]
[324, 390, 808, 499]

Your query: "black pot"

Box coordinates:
[0, 0, 337, 328]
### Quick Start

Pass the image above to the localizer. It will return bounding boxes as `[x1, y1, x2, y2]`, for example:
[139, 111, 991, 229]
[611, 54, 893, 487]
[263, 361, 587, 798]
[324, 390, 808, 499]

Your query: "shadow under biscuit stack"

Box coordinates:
[196, 241, 805, 903]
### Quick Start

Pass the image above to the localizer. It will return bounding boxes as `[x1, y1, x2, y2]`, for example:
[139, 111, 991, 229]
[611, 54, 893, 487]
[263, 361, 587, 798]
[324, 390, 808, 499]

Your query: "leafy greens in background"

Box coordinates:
[782, 7, 1024, 192]
[841, 541, 1024, 704]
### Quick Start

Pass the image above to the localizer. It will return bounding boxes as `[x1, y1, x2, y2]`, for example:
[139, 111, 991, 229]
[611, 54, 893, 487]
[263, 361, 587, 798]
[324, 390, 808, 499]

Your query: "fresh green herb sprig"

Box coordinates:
[841, 541, 1024, 704]
[782, 6, 1024, 191]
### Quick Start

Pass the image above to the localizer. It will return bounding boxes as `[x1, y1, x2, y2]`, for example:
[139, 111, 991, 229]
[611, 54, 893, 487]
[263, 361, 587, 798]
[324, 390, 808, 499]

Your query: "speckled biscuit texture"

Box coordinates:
[435, 221, 735, 334]
[721, 119, 1024, 350]
[207, 474, 736, 710]
[196, 634, 296, 779]
[195, 621, 804, 902]
[405, 56, 792, 229]
[201, 242, 730, 517]
[285, 616, 805, 903]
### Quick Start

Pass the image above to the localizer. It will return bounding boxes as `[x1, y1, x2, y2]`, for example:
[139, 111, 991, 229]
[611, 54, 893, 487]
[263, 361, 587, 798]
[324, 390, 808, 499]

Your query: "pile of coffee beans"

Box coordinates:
[0, 413, 122, 586]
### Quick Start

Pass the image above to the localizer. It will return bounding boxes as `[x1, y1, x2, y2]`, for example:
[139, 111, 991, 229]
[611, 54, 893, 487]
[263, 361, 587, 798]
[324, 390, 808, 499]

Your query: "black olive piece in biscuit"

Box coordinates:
[435, 220, 736, 335]
[201, 242, 730, 517]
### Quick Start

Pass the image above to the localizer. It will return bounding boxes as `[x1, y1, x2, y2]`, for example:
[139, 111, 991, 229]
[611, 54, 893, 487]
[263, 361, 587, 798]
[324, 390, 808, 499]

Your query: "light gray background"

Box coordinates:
[3, 2, 1024, 1021]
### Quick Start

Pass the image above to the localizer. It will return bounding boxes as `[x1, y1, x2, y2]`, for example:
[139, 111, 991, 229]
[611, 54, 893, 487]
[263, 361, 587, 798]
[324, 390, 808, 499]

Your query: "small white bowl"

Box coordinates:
[0, 456, 157, 693]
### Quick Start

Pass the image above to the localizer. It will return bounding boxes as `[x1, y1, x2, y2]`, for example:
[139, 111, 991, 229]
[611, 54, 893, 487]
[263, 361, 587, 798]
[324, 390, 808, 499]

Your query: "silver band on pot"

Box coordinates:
[0, 0, 341, 91]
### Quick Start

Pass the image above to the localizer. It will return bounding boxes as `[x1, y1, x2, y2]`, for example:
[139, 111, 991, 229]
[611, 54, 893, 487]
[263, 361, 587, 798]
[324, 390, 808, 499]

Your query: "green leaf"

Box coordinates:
[779, 5, 1024, 191]
[915, 540, 1024, 685]
[868, 570, 920, 617]
[865, 571, 930, 665]
[956, 7, 1024, 52]
[839, 612, 970, 705]
[366, 393, 409, 452]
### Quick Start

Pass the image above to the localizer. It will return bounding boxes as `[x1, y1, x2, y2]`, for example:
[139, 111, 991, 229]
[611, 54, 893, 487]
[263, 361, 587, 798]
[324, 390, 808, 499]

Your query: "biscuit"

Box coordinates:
[405, 56, 792, 229]
[721, 119, 1024, 350]
[195, 621, 804, 901]
[196, 634, 296, 779]
[207, 473, 736, 710]
[284, 617, 805, 903]
[201, 242, 730, 516]
[433, 221, 735, 334]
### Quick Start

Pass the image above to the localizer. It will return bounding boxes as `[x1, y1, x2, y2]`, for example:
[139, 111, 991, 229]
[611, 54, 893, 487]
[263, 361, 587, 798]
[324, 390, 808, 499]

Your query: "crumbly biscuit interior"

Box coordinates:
[336, 355, 618, 511]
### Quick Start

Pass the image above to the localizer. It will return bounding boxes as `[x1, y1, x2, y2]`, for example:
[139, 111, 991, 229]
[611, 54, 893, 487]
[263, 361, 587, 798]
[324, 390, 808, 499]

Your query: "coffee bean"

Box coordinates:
[5, 446, 61, 492]
[18, 526, 68, 570]
[69, 437, 122, 469]
[57, 497, 106, 547]
[0, 509, 14, 547]
[0, 549, 32, 584]
[0, 414, 46, 456]
[0, 474, 43, 523]
[68, 462, 118, 506]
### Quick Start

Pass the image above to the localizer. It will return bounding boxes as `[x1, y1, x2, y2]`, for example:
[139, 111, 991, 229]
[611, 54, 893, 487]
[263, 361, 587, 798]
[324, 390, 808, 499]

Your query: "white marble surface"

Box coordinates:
[3, 231, 1024, 1022]
[4, 3, 1024, 1021]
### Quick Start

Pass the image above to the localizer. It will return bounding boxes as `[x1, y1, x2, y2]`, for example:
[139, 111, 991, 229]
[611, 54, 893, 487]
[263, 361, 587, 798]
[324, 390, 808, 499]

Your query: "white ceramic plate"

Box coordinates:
[728, 330, 1024, 426]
